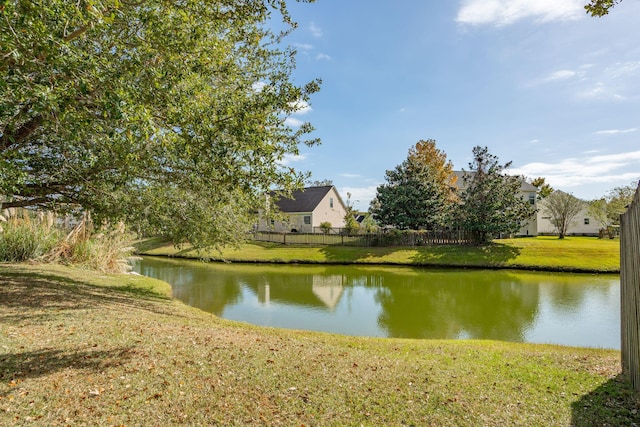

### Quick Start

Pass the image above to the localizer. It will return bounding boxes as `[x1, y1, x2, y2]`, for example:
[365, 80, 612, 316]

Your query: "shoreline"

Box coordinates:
[136, 236, 621, 274]
[141, 252, 619, 274]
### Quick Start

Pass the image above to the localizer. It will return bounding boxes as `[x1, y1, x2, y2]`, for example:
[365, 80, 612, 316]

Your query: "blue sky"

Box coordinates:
[278, 0, 640, 211]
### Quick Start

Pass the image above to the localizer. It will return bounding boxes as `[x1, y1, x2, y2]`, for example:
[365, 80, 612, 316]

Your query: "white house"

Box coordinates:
[537, 193, 601, 236]
[257, 185, 348, 233]
[453, 171, 538, 237]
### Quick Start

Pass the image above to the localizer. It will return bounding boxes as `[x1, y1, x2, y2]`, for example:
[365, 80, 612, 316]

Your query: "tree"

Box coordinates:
[407, 139, 459, 203]
[370, 140, 456, 230]
[530, 177, 554, 199]
[587, 198, 611, 236]
[308, 179, 333, 187]
[458, 146, 536, 244]
[360, 214, 379, 233]
[585, 0, 622, 16]
[606, 182, 637, 225]
[541, 191, 585, 239]
[319, 222, 332, 234]
[342, 192, 360, 236]
[1, 0, 319, 248]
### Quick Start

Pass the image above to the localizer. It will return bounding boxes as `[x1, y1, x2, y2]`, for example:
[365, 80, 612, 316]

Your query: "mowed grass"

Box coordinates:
[138, 236, 620, 273]
[0, 264, 637, 426]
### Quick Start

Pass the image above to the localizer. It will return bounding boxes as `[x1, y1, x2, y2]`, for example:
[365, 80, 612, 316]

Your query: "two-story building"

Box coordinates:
[257, 185, 348, 233]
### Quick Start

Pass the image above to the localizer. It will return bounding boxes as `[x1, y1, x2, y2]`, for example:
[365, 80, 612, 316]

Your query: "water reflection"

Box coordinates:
[133, 257, 619, 349]
[372, 272, 539, 341]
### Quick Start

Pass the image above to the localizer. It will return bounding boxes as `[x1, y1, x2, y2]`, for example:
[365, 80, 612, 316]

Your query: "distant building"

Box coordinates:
[537, 192, 601, 236]
[257, 185, 348, 233]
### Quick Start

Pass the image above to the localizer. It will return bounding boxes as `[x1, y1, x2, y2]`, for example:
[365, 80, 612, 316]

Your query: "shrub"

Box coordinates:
[46, 213, 136, 273]
[0, 209, 60, 262]
[319, 222, 332, 234]
[0, 209, 135, 272]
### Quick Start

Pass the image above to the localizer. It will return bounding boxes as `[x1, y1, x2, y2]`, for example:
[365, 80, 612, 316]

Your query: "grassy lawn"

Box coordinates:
[137, 235, 620, 273]
[0, 263, 637, 426]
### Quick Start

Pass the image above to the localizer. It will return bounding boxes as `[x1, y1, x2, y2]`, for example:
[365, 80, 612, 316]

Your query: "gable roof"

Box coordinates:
[452, 171, 538, 192]
[272, 186, 335, 213]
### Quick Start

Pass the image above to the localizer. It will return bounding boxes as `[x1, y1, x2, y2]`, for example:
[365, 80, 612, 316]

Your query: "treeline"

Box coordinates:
[368, 141, 535, 244]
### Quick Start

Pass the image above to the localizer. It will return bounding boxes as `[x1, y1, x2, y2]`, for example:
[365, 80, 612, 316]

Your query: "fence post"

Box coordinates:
[621, 182, 640, 389]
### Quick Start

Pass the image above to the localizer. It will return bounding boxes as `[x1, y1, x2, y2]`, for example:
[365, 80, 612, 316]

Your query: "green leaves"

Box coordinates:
[584, 0, 621, 17]
[371, 140, 456, 230]
[1, 0, 319, 248]
[459, 147, 536, 244]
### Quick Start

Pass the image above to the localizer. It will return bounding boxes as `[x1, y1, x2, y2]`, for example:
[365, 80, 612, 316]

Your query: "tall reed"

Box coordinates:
[0, 209, 135, 273]
[0, 209, 60, 262]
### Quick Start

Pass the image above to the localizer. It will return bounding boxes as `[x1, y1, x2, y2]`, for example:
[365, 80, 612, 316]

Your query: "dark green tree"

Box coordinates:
[370, 140, 456, 230]
[458, 147, 536, 244]
[0, 0, 319, 248]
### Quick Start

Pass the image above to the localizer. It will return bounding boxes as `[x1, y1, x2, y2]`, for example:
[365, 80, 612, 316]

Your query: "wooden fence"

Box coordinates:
[621, 182, 640, 390]
[253, 230, 470, 246]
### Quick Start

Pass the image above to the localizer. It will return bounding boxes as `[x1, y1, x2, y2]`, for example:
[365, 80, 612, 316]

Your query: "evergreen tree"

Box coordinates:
[458, 147, 536, 244]
[370, 140, 456, 230]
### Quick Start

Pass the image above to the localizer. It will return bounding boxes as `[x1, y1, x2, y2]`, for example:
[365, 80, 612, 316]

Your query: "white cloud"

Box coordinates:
[456, 0, 584, 26]
[339, 185, 380, 211]
[589, 151, 640, 163]
[577, 82, 625, 100]
[545, 70, 578, 81]
[285, 117, 304, 127]
[252, 81, 267, 92]
[510, 150, 640, 189]
[288, 100, 312, 115]
[340, 173, 362, 179]
[316, 53, 331, 61]
[604, 61, 640, 79]
[309, 22, 323, 38]
[280, 153, 307, 166]
[595, 128, 638, 135]
[293, 43, 314, 51]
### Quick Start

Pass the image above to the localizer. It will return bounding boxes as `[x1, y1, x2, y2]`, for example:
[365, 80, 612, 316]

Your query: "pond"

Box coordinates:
[133, 257, 620, 349]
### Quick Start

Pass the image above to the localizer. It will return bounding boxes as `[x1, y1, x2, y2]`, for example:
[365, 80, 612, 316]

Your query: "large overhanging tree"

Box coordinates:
[1, 0, 319, 247]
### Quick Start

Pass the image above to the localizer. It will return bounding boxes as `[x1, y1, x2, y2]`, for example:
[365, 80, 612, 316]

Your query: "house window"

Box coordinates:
[330, 197, 334, 208]
[303, 216, 311, 225]
[584, 218, 590, 225]
[529, 193, 535, 205]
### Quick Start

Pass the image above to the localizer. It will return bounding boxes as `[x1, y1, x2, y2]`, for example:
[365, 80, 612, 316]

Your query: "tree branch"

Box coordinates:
[1, 197, 53, 210]
[0, 115, 43, 151]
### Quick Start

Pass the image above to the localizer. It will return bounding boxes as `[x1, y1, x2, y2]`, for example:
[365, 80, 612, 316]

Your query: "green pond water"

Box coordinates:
[134, 257, 620, 349]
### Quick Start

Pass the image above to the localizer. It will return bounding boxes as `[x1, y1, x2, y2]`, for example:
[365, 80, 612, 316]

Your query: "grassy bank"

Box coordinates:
[0, 264, 636, 426]
[137, 236, 620, 273]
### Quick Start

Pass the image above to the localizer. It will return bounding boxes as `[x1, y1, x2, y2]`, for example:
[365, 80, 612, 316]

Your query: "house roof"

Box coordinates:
[452, 171, 538, 192]
[272, 185, 335, 213]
